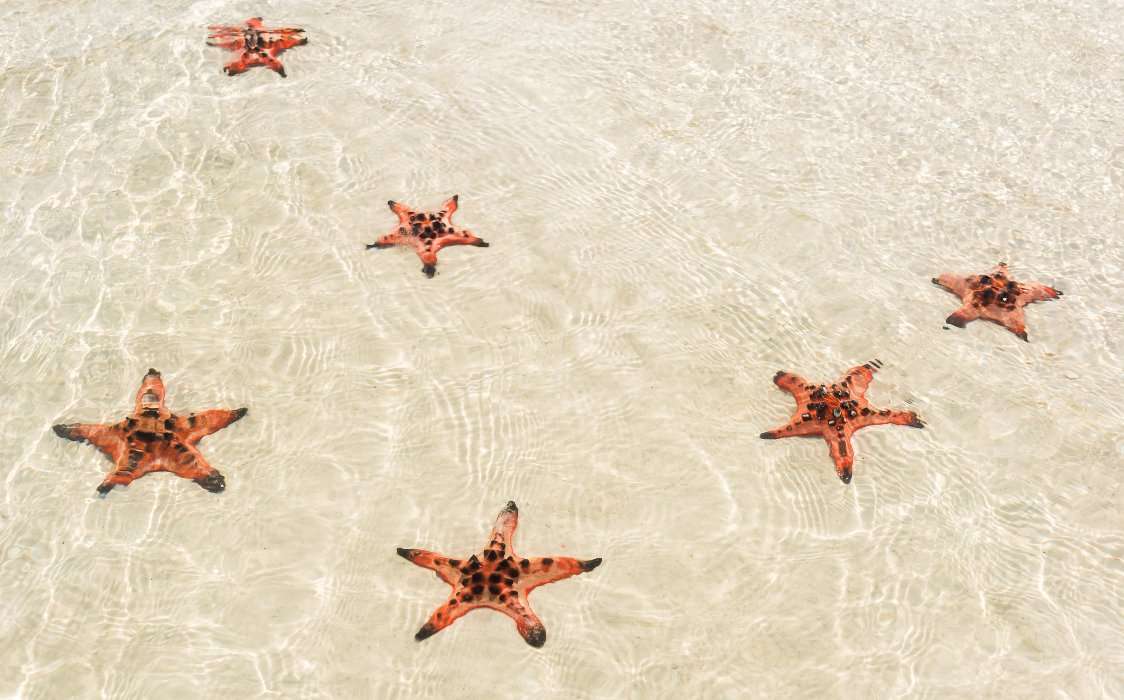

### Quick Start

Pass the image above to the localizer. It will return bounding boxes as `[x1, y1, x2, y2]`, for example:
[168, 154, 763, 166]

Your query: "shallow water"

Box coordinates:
[1, 0, 1123, 697]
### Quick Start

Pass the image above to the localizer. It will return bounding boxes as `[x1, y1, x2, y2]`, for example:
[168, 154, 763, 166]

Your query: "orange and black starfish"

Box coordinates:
[397, 501, 601, 647]
[53, 369, 247, 496]
[760, 360, 924, 483]
[932, 262, 1062, 342]
[366, 195, 489, 278]
[207, 17, 307, 78]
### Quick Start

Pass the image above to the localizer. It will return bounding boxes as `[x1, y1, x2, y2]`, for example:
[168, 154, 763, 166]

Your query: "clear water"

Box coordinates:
[1, 0, 1122, 697]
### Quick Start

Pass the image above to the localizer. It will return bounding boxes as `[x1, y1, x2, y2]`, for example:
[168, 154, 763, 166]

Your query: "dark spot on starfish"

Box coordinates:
[802, 413, 812, 421]
[979, 275, 991, 285]
[472, 585, 484, 595]
[448, 559, 460, 567]
[524, 625, 547, 648]
[448, 599, 458, 606]
[838, 440, 847, 456]
[488, 585, 501, 596]
[505, 578, 514, 586]
[468, 555, 480, 569]
[484, 550, 498, 561]
[142, 409, 159, 418]
[498, 593, 507, 602]
[487, 573, 499, 583]
[520, 559, 530, 569]
[542, 558, 553, 566]
[862, 408, 871, 415]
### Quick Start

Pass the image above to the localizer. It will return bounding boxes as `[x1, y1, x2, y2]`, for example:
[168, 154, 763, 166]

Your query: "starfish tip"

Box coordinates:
[523, 625, 547, 648]
[838, 471, 852, 484]
[396, 547, 413, 559]
[52, 424, 71, 439]
[414, 623, 437, 642]
[1016, 331, 1029, 342]
[452, 194, 459, 203]
[422, 265, 436, 279]
[580, 557, 603, 572]
[96, 483, 114, 496]
[233, 407, 248, 420]
[146, 368, 160, 376]
[910, 417, 925, 428]
[759, 431, 776, 440]
[501, 501, 518, 514]
[930, 277, 940, 285]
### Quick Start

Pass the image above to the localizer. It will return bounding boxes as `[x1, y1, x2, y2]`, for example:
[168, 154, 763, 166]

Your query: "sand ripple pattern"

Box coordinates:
[0, 0, 1122, 697]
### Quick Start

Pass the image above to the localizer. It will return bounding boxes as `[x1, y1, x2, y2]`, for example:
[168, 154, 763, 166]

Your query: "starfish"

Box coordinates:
[207, 17, 307, 78]
[52, 369, 248, 496]
[932, 262, 1062, 342]
[366, 195, 489, 278]
[759, 360, 924, 483]
[397, 501, 601, 647]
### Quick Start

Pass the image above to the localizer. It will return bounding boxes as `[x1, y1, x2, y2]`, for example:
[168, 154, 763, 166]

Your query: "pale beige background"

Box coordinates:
[1, 0, 1122, 698]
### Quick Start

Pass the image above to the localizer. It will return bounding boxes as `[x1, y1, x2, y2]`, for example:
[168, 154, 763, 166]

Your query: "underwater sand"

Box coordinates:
[1, 0, 1122, 697]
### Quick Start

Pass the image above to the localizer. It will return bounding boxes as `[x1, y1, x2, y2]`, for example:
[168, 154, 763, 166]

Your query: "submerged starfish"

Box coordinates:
[52, 369, 247, 496]
[207, 17, 307, 78]
[366, 195, 489, 278]
[759, 360, 924, 483]
[932, 262, 1062, 342]
[397, 501, 601, 647]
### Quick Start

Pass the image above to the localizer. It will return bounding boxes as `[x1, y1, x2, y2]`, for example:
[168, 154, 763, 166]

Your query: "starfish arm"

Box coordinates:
[396, 548, 460, 586]
[164, 445, 226, 492]
[841, 359, 881, 395]
[992, 306, 1030, 341]
[759, 417, 824, 440]
[932, 273, 970, 296]
[499, 593, 547, 647]
[825, 433, 855, 483]
[261, 53, 287, 77]
[52, 422, 127, 462]
[222, 54, 255, 76]
[441, 194, 459, 219]
[487, 501, 519, 552]
[96, 456, 142, 495]
[945, 303, 980, 328]
[1022, 282, 1062, 304]
[416, 248, 439, 279]
[433, 230, 489, 251]
[266, 35, 307, 54]
[413, 598, 473, 642]
[207, 37, 245, 50]
[519, 556, 602, 594]
[387, 200, 413, 223]
[178, 408, 248, 445]
[853, 409, 924, 429]
[366, 229, 409, 250]
[771, 370, 810, 396]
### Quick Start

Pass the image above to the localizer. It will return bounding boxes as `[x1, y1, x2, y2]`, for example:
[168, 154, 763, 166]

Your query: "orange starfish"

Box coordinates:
[52, 369, 248, 496]
[932, 262, 1062, 341]
[207, 17, 307, 78]
[759, 360, 924, 483]
[366, 195, 489, 278]
[397, 501, 601, 647]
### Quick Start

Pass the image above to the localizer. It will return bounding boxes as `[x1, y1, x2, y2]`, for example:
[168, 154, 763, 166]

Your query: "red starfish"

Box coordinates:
[932, 262, 1062, 342]
[759, 360, 924, 483]
[397, 501, 601, 647]
[52, 369, 247, 496]
[366, 195, 489, 278]
[207, 17, 307, 78]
